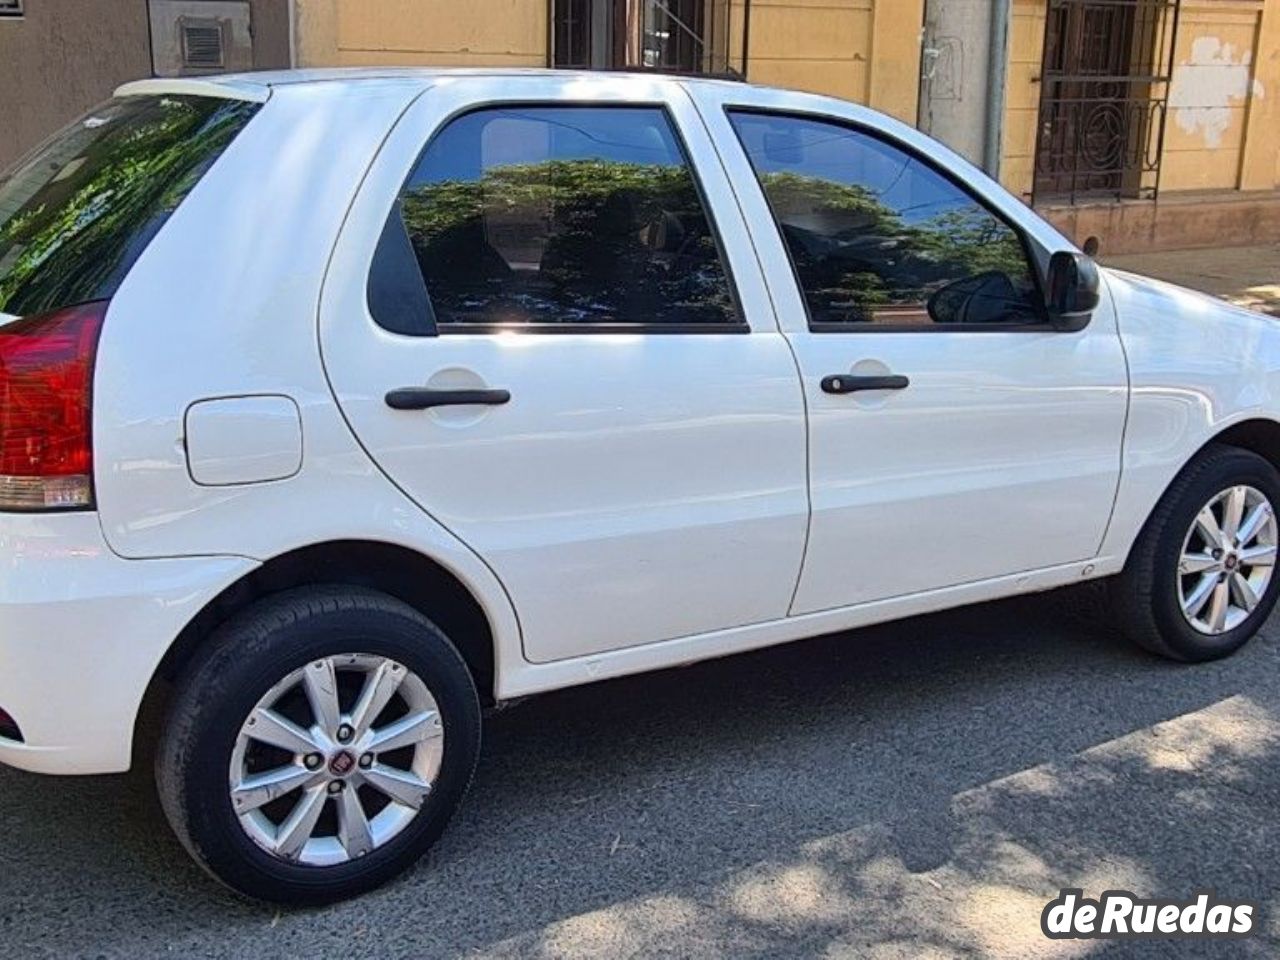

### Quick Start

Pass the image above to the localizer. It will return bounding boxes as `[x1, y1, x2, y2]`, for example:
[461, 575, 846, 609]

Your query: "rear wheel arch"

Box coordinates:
[135, 540, 498, 763]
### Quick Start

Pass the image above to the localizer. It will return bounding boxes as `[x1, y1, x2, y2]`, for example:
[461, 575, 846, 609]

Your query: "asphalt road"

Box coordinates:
[3, 586, 1279, 959]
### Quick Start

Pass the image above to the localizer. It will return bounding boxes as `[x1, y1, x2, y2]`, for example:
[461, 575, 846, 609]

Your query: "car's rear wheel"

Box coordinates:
[156, 586, 481, 904]
[1115, 445, 1280, 661]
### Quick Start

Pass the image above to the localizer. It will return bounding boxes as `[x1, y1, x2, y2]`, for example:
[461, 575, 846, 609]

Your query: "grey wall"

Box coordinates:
[0, 0, 291, 170]
[918, 0, 994, 168]
[247, 0, 290, 71]
[0, 1, 152, 169]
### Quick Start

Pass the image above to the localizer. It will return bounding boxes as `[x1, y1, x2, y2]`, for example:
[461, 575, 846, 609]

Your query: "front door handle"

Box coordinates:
[385, 387, 511, 410]
[821, 374, 910, 395]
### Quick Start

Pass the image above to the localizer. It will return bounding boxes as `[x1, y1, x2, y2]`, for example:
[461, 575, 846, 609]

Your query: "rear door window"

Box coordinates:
[380, 105, 740, 333]
[0, 94, 259, 318]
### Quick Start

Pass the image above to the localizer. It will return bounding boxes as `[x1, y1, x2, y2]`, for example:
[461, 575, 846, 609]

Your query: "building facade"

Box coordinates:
[1005, 0, 1280, 250]
[290, 0, 1280, 252]
[2, 0, 1277, 252]
[293, 1, 925, 126]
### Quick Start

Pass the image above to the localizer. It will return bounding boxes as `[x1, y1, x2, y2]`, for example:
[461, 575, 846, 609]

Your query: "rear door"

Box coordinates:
[320, 76, 808, 664]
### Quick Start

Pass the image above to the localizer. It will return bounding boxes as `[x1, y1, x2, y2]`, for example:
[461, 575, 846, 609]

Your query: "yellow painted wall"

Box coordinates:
[295, 0, 1279, 201]
[294, 0, 546, 67]
[730, 0, 923, 123]
[1233, 0, 1280, 190]
[1001, 0, 1280, 201]
[1001, 0, 1046, 200]
[295, 0, 923, 122]
[1162, 1, 1263, 191]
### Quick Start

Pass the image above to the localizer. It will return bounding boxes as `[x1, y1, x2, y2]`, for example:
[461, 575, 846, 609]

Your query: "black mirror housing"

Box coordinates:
[1045, 251, 1101, 330]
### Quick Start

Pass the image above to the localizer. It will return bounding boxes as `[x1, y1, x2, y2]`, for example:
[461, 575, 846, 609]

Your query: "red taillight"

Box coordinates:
[0, 300, 106, 511]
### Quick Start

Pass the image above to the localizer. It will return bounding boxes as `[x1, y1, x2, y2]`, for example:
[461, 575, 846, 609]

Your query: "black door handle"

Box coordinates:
[385, 387, 511, 410]
[821, 374, 910, 395]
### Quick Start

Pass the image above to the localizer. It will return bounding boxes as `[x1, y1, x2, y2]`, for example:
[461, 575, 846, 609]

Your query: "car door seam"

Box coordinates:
[1095, 273, 1135, 557]
[678, 81, 814, 616]
[311, 81, 528, 655]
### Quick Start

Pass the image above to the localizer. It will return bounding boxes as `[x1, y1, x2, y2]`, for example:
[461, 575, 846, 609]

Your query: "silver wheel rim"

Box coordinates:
[229, 654, 444, 867]
[1178, 485, 1278, 635]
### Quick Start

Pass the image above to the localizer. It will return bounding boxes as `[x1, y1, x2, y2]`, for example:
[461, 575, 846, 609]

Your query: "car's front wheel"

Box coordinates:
[1116, 445, 1280, 662]
[156, 586, 481, 904]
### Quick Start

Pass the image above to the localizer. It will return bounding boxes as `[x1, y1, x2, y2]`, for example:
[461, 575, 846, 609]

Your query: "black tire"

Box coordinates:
[1114, 444, 1280, 662]
[155, 586, 481, 905]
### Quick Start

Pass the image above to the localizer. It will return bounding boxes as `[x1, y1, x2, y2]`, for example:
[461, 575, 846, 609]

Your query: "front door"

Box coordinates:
[320, 77, 809, 663]
[696, 93, 1129, 615]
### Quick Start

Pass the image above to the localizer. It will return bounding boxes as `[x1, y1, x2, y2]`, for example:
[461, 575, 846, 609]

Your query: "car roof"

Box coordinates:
[115, 67, 751, 103]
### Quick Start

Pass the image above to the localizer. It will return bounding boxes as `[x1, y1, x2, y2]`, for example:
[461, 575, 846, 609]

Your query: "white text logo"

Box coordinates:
[1041, 889, 1255, 939]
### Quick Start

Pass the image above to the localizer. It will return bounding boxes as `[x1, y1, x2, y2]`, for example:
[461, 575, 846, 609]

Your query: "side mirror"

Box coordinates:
[1045, 251, 1100, 330]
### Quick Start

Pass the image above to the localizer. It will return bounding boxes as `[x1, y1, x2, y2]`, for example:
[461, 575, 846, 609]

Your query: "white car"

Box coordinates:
[1, 69, 1277, 904]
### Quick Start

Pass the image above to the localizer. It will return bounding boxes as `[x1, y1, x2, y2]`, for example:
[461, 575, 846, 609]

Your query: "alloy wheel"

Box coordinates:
[1177, 485, 1278, 635]
[229, 654, 444, 867]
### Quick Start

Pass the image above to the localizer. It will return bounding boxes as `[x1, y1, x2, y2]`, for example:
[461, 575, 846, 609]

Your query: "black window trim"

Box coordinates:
[724, 106, 1059, 335]
[372, 100, 750, 338]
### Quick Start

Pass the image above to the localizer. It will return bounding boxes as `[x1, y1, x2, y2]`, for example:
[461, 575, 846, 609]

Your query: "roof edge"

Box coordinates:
[113, 77, 270, 104]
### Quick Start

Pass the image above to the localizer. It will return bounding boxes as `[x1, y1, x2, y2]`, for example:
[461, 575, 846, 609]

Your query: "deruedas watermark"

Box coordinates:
[1041, 889, 1257, 939]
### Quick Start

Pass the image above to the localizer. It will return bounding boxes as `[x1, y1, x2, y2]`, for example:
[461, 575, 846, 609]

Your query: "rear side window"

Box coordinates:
[0, 94, 259, 318]
[380, 105, 739, 332]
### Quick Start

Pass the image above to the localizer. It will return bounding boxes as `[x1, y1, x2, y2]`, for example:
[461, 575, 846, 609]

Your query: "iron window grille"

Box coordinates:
[551, 0, 748, 79]
[1034, 0, 1182, 205]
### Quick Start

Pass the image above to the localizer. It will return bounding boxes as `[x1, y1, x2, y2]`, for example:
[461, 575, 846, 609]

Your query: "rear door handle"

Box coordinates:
[821, 374, 910, 395]
[385, 387, 511, 410]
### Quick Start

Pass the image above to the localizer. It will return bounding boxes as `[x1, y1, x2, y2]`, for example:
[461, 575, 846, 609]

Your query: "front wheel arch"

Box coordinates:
[1204, 418, 1280, 475]
[1119, 418, 1280, 572]
[1114, 442, 1280, 660]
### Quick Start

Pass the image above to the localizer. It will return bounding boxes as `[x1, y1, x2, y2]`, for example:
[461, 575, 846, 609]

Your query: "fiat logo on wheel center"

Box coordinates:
[328, 750, 356, 777]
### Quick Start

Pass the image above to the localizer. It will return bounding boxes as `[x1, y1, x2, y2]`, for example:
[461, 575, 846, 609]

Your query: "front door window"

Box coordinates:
[729, 111, 1045, 329]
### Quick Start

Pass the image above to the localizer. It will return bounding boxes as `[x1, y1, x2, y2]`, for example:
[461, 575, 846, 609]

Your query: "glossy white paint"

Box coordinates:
[2, 69, 1279, 775]
[319, 75, 808, 663]
[114, 76, 271, 103]
[0, 513, 253, 773]
[1100, 269, 1280, 560]
[184, 395, 303, 486]
[687, 83, 1129, 613]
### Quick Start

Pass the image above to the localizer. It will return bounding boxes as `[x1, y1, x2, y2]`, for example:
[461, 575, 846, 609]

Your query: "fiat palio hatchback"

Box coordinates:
[2, 69, 1279, 904]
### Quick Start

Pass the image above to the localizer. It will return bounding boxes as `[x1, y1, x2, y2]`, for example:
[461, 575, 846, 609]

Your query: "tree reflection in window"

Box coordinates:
[0, 96, 259, 317]
[397, 107, 738, 329]
[729, 112, 1042, 328]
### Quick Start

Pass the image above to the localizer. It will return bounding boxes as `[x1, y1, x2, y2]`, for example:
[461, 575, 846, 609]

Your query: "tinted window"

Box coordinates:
[392, 106, 738, 330]
[0, 95, 259, 318]
[729, 112, 1042, 329]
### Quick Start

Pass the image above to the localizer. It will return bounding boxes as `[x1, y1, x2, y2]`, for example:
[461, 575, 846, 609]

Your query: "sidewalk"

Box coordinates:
[1105, 243, 1280, 317]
